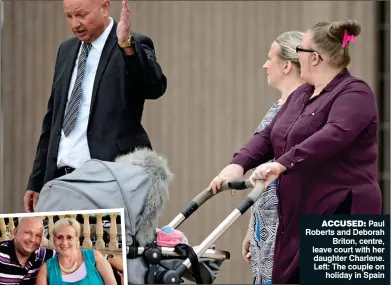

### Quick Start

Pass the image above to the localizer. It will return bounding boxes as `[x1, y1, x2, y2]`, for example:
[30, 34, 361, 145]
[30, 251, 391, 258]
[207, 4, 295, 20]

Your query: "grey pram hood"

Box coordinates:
[36, 147, 173, 247]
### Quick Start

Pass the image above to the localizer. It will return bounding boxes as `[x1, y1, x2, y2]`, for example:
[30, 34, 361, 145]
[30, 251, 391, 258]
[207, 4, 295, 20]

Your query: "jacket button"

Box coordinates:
[57, 130, 61, 136]
[52, 157, 57, 163]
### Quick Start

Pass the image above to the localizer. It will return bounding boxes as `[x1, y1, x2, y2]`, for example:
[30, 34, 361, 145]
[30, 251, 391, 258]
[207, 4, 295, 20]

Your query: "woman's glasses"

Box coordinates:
[296, 45, 323, 61]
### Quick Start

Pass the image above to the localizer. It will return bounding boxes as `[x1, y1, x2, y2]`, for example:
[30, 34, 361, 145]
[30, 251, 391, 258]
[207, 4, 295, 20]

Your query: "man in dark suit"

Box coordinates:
[24, 0, 167, 212]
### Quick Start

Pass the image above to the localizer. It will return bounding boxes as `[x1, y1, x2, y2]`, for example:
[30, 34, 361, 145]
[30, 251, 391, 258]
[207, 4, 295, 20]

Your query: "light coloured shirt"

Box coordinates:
[57, 18, 114, 168]
[62, 262, 87, 282]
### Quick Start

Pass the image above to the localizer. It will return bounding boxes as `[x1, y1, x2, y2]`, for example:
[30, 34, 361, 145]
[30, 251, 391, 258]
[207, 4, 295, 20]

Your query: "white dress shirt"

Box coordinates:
[57, 18, 114, 168]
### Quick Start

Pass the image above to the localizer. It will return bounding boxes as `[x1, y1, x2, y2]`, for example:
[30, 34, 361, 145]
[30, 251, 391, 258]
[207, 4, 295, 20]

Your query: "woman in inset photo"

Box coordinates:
[36, 218, 117, 285]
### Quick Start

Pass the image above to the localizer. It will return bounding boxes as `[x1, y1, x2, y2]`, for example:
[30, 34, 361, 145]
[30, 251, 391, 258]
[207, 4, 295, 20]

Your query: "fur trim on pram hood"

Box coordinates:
[115, 148, 174, 246]
[35, 148, 173, 247]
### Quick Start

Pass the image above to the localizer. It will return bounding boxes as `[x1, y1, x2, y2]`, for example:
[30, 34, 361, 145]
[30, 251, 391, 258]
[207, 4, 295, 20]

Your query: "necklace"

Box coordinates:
[58, 259, 78, 273]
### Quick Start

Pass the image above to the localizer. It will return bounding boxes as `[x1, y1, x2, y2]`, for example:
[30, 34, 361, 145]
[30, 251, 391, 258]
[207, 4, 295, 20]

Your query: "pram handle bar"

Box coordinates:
[168, 179, 253, 229]
[133, 246, 230, 260]
[159, 180, 265, 284]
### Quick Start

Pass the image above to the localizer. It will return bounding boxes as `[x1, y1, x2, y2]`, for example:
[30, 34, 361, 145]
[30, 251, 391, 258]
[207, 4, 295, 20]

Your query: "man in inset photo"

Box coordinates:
[0, 217, 56, 284]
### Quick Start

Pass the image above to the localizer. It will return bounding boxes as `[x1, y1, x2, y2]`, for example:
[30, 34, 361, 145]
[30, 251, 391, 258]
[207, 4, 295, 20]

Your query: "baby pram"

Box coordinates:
[35, 148, 265, 284]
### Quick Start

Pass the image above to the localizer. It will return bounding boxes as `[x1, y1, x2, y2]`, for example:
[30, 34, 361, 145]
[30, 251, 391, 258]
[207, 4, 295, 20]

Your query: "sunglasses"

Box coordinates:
[296, 45, 323, 61]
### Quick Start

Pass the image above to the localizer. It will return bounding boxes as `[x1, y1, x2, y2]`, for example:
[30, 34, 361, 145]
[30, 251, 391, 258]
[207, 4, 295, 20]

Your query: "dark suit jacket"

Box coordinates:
[27, 21, 167, 192]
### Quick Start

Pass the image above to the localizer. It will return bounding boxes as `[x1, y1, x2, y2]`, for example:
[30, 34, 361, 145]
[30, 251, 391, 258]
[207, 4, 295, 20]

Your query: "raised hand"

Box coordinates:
[116, 0, 131, 43]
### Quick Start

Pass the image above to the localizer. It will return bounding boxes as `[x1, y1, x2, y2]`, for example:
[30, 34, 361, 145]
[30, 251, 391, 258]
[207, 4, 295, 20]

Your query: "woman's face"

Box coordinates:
[54, 225, 79, 254]
[263, 41, 287, 89]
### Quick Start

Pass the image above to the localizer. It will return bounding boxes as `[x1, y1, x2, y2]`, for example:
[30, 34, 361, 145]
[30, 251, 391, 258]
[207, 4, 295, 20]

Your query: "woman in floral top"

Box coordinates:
[210, 30, 305, 284]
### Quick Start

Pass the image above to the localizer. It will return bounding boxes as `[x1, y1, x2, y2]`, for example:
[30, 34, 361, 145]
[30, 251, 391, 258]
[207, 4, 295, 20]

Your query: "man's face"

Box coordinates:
[13, 218, 43, 257]
[63, 0, 110, 43]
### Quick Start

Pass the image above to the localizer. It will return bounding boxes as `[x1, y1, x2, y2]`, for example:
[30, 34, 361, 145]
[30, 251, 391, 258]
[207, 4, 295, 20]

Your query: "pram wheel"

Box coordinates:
[157, 269, 182, 284]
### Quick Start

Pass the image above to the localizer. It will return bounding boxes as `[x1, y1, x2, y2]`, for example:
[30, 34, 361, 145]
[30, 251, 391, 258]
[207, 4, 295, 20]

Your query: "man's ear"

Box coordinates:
[101, 0, 111, 16]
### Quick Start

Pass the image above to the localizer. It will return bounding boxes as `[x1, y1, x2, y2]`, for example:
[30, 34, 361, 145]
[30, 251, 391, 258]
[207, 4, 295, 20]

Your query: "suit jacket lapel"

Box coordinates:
[89, 21, 118, 120]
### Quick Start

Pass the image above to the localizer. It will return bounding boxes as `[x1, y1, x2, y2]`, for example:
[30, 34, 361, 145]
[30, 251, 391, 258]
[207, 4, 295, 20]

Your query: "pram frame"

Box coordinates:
[126, 179, 265, 284]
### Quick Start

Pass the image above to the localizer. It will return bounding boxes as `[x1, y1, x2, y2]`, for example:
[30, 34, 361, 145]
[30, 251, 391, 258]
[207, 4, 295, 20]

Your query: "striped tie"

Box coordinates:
[62, 42, 92, 137]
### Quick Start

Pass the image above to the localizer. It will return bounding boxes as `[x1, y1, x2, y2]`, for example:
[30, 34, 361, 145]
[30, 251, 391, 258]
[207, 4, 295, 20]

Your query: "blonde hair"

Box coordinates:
[310, 19, 361, 67]
[275, 31, 305, 69]
[53, 218, 81, 238]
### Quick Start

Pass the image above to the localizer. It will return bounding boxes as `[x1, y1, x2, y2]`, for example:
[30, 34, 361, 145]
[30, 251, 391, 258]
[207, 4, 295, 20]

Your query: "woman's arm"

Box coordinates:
[36, 262, 48, 285]
[94, 250, 118, 285]
[230, 116, 276, 173]
[230, 92, 297, 173]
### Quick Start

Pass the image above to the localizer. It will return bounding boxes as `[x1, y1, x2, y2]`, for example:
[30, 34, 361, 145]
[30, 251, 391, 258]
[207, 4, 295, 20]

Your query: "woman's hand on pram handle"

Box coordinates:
[249, 162, 287, 188]
[169, 178, 252, 229]
[209, 164, 244, 194]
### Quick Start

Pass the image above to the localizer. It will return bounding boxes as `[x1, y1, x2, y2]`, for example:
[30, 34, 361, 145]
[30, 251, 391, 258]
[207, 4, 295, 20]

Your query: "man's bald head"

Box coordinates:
[13, 217, 44, 257]
[63, 0, 111, 43]
[17, 217, 44, 231]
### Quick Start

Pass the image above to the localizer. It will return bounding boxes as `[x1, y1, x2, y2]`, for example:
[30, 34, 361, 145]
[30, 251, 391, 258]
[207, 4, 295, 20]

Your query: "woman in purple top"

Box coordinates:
[209, 19, 382, 284]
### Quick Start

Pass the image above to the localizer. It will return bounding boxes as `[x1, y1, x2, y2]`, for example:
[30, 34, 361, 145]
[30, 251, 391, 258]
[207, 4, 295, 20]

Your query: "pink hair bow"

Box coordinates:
[342, 29, 355, 48]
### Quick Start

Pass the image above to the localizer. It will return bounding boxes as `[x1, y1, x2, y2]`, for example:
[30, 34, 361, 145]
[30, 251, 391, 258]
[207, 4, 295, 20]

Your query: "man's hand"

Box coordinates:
[24, 190, 39, 212]
[116, 0, 130, 43]
[116, 0, 135, 55]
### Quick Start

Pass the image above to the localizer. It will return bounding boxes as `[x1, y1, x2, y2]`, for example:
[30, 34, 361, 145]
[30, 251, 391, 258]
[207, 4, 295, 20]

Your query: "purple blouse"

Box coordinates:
[231, 69, 382, 283]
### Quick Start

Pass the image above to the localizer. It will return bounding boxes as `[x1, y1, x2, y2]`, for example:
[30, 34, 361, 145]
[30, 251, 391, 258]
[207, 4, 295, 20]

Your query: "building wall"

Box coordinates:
[1, 1, 380, 283]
